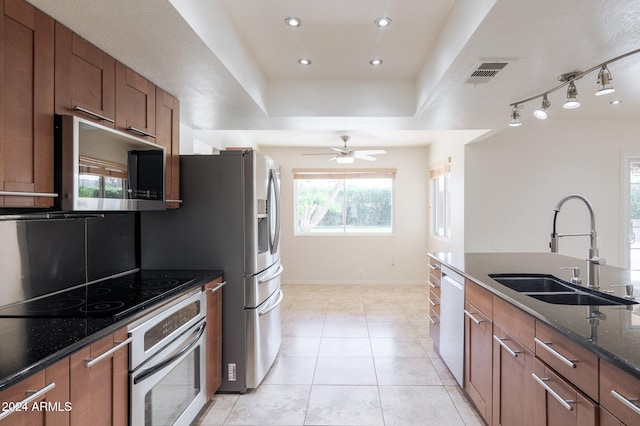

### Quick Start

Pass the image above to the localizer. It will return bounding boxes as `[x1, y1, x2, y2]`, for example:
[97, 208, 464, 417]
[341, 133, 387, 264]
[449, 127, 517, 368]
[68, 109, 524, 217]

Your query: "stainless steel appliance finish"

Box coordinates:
[141, 150, 283, 392]
[129, 290, 207, 425]
[440, 265, 465, 387]
[57, 115, 166, 211]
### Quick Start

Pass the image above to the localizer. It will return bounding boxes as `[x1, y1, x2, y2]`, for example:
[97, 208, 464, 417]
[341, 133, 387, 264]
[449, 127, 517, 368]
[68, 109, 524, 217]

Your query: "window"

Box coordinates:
[293, 169, 395, 234]
[430, 159, 451, 239]
[78, 156, 126, 199]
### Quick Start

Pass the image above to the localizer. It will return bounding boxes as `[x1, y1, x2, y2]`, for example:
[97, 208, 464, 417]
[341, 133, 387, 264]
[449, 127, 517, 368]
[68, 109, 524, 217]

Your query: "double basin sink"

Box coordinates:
[489, 274, 638, 306]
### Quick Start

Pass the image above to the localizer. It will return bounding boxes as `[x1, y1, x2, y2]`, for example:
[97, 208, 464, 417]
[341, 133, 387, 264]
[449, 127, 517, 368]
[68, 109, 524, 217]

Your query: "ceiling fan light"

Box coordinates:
[563, 81, 580, 109]
[595, 65, 615, 96]
[336, 156, 354, 164]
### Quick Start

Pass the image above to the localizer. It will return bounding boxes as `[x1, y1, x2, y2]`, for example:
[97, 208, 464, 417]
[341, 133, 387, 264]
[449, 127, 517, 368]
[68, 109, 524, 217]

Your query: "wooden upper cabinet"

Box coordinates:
[115, 61, 156, 141]
[54, 23, 115, 127]
[0, 0, 55, 207]
[156, 87, 180, 207]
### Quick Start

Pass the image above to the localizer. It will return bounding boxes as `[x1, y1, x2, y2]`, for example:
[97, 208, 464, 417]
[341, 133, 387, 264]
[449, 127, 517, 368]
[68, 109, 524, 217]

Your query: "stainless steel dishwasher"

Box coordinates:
[439, 265, 465, 386]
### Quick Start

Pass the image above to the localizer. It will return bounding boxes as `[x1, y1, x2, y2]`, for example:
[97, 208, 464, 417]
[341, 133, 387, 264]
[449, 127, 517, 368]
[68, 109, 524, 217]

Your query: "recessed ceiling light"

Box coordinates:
[285, 17, 301, 27]
[298, 58, 311, 65]
[610, 99, 622, 105]
[374, 17, 392, 27]
[369, 59, 383, 66]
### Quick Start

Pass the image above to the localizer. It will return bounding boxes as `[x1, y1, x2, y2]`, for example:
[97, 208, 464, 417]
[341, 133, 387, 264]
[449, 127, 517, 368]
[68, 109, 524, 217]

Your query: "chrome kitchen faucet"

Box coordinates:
[550, 194, 605, 290]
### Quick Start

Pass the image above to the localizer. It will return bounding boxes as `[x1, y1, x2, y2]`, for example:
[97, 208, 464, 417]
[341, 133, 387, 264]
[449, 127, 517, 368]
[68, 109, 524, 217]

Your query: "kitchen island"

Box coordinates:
[430, 252, 640, 426]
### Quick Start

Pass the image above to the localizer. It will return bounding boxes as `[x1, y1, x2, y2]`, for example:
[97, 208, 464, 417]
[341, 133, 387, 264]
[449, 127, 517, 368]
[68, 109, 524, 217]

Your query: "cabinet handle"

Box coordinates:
[531, 373, 575, 411]
[85, 337, 133, 368]
[493, 335, 520, 358]
[126, 126, 156, 138]
[206, 281, 227, 293]
[428, 315, 440, 325]
[428, 263, 440, 271]
[165, 199, 183, 203]
[73, 105, 115, 123]
[464, 309, 483, 325]
[427, 297, 439, 307]
[534, 337, 577, 369]
[0, 191, 58, 198]
[0, 382, 56, 421]
[611, 389, 640, 415]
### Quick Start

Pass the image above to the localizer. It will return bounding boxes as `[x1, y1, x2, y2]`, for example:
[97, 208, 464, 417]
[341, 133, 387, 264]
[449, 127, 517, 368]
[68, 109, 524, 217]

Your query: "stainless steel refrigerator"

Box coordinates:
[140, 150, 283, 393]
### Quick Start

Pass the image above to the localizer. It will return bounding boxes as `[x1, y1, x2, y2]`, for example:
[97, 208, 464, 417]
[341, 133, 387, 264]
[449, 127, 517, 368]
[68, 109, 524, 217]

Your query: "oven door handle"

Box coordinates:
[133, 322, 206, 385]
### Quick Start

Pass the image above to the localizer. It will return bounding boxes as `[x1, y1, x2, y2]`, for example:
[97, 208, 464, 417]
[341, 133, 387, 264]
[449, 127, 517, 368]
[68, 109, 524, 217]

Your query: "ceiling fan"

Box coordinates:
[303, 136, 386, 164]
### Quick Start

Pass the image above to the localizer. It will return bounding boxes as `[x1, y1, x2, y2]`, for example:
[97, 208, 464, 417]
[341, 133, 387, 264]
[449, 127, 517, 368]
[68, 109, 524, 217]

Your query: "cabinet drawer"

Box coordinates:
[534, 321, 598, 401]
[531, 357, 597, 426]
[493, 296, 535, 352]
[600, 359, 640, 426]
[465, 279, 492, 318]
[428, 259, 441, 285]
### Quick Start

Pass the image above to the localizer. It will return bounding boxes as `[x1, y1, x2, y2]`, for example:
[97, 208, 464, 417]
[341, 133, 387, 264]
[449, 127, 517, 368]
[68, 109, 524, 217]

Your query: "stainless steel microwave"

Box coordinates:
[56, 115, 166, 211]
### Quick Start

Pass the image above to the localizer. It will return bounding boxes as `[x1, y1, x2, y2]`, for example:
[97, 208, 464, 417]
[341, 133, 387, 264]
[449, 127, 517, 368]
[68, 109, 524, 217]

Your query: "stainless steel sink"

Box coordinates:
[489, 274, 576, 293]
[489, 273, 637, 306]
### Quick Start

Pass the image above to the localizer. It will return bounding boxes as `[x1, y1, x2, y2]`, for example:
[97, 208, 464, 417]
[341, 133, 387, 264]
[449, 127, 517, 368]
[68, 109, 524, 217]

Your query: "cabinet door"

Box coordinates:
[55, 23, 115, 127]
[0, 0, 55, 207]
[205, 277, 224, 400]
[0, 358, 69, 426]
[599, 406, 624, 426]
[600, 359, 640, 426]
[70, 328, 129, 426]
[531, 357, 597, 426]
[464, 301, 492, 425]
[115, 61, 156, 141]
[155, 87, 180, 208]
[492, 325, 536, 426]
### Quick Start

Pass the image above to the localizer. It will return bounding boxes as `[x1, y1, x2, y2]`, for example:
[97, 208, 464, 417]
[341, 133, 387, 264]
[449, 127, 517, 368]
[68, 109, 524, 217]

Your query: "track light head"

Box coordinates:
[534, 95, 551, 119]
[596, 65, 615, 96]
[563, 81, 581, 109]
[509, 105, 522, 127]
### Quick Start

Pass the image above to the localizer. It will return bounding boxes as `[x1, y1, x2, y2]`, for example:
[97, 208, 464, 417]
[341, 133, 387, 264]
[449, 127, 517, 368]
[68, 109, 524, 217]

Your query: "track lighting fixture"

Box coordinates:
[534, 95, 551, 119]
[595, 65, 615, 96]
[508, 47, 640, 127]
[509, 105, 522, 127]
[563, 81, 580, 109]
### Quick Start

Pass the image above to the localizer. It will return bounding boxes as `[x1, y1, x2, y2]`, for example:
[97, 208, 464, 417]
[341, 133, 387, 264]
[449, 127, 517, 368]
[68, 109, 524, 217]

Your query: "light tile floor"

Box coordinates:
[197, 284, 483, 426]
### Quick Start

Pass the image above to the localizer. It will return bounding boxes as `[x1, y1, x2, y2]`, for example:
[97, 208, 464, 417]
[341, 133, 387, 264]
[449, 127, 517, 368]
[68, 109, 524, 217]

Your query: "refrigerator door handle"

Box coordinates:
[258, 264, 284, 284]
[258, 290, 284, 317]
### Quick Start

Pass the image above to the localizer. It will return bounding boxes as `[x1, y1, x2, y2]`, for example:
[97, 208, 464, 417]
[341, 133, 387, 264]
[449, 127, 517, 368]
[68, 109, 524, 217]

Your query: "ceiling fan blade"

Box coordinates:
[302, 153, 336, 156]
[353, 153, 378, 161]
[354, 149, 386, 156]
[331, 146, 350, 154]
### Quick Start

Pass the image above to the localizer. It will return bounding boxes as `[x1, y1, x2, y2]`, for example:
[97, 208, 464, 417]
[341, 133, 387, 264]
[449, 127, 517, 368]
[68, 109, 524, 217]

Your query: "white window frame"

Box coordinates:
[430, 159, 451, 240]
[292, 168, 396, 236]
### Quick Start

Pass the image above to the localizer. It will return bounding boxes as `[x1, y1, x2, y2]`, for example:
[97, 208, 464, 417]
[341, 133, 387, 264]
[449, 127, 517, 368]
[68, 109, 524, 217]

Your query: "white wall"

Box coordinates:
[260, 146, 430, 285]
[465, 118, 640, 268]
[428, 138, 467, 253]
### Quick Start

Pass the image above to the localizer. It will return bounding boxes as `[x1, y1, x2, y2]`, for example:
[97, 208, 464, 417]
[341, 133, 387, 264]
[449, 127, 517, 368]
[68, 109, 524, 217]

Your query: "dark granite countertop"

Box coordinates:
[429, 252, 640, 380]
[0, 269, 223, 391]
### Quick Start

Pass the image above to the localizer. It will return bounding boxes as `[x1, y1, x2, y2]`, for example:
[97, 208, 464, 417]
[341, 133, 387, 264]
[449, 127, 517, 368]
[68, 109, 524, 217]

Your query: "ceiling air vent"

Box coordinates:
[465, 62, 508, 84]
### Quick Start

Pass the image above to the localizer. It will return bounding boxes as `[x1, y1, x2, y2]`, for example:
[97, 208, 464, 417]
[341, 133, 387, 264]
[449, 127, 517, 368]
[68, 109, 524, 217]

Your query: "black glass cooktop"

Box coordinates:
[0, 271, 197, 319]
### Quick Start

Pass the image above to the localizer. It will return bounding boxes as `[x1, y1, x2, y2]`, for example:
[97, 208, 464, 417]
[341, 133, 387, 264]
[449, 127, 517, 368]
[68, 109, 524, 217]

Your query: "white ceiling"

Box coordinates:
[27, 0, 640, 149]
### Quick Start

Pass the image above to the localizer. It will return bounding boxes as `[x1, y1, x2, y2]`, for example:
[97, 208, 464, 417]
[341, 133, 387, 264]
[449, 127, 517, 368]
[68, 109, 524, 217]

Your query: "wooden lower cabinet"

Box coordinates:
[492, 324, 536, 426]
[204, 277, 224, 400]
[428, 259, 441, 352]
[531, 357, 597, 426]
[0, 358, 70, 426]
[69, 328, 129, 426]
[600, 359, 640, 426]
[600, 406, 625, 426]
[464, 300, 493, 424]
